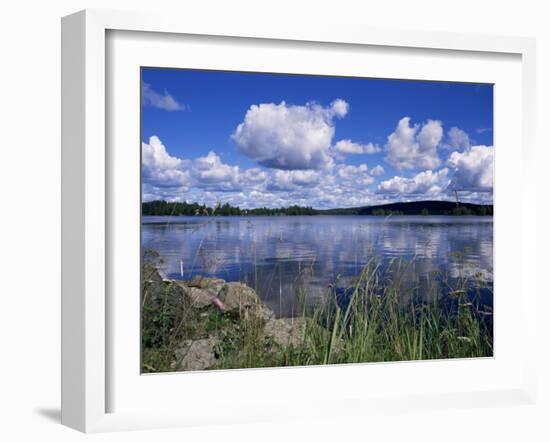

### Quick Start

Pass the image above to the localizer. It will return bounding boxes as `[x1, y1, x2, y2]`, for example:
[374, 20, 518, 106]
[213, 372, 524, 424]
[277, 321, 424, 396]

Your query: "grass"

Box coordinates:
[141, 255, 493, 373]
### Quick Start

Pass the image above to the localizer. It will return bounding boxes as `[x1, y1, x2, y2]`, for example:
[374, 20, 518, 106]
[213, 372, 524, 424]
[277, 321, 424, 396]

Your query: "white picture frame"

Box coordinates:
[61, 9, 537, 433]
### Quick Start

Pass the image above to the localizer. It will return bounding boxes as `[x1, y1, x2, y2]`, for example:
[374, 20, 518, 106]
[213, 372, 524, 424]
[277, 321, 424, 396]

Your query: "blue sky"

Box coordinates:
[141, 67, 493, 209]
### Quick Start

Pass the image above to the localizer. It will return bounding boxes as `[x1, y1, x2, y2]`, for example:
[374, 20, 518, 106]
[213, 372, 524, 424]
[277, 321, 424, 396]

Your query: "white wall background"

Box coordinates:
[0, 1, 547, 440]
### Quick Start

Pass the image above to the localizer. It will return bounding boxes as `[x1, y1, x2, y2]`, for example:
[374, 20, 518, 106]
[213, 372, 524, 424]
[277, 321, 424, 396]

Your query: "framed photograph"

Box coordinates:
[61, 9, 537, 432]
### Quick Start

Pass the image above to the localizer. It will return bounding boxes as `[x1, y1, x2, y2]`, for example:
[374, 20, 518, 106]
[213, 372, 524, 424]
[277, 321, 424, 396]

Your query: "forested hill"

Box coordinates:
[142, 200, 493, 216]
[320, 200, 493, 216]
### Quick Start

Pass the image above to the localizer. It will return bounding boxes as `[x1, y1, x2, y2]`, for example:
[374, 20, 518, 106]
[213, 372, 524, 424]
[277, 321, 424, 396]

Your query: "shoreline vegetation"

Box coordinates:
[142, 251, 493, 373]
[142, 199, 493, 217]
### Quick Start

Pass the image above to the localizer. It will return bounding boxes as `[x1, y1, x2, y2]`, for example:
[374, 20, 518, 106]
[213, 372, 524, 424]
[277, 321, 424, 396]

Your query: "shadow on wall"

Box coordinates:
[34, 408, 61, 423]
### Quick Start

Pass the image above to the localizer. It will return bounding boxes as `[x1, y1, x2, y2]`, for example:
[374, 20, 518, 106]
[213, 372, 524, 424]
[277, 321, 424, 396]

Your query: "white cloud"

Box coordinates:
[335, 164, 374, 186]
[337, 163, 367, 178]
[241, 168, 268, 185]
[141, 135, 389, 208]
[378, 168, 450, 196]
[417, 120, 444, 151]
[334, 139, 381, 155]
[446, 126, 471, 151]
[232, 100, 349, 170]
[287, 170, 322, 186]
[143, 134, 492, 209]
[193, 151, 241, 191]
[448, 145, 493, 192]
[142, 82, 185, 111]
[143, 136, 387, 208]
[142, 137, 242, 192]
[384, 117, 442, 170]
[330, 99, 349, 118]
[142, 136, 190, 188]
[476, 127, 492, 134]
[268, 170, 322, 191]
[369, 165, 385, 177]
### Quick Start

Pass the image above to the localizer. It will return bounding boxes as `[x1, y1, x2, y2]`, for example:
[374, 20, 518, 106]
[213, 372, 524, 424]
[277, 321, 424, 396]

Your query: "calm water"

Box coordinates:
[142, 216, 493, 317]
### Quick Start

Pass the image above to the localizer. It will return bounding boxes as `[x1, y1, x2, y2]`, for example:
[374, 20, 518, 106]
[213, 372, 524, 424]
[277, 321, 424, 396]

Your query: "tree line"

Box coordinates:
[142, 200, 316, 216]
[142, 199, 493, 217]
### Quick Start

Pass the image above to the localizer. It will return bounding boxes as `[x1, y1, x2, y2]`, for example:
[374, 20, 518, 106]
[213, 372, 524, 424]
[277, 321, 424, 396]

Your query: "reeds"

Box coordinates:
[208, 258, 493, 370]
[141, 252, 493, 373]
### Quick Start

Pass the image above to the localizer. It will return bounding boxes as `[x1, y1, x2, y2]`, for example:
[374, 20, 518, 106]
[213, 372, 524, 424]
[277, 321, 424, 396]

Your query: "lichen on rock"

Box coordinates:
[219, 282, 275, 321]
[142, 262, 163, 283]
[188, 276, 226, 293]
[263, 317, 308, 347]
[173, 337, 221, 371]
[174, 282, 214, 308]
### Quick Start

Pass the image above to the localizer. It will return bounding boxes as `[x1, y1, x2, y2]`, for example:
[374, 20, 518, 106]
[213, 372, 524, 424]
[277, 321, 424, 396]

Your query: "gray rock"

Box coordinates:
[174, 282, 214, 308]
[188, 276, 225, 294]
[142, 278, 190, 310]
[219, 282, 258, 309]
[173, 337, 220, 371]
[263, 318, 308, 347]
[186, 287, 214, 308]
[142, 262, 163, 282]
[254, 304, 276, 321]
[219, 283, 274, 320]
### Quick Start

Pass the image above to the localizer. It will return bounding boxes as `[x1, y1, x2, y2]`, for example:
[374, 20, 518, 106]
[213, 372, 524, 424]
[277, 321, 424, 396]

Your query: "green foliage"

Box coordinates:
[452, 206, 474, 215]
[142, 200, 316, 216]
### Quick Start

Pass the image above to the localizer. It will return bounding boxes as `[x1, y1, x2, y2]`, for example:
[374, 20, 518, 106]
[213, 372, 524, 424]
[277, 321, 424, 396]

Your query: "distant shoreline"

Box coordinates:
[142, 199, 493, 217]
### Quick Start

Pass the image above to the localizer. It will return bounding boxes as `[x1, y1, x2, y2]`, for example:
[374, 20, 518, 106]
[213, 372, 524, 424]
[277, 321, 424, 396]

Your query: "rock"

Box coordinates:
[256, 304, 276, 321]
[188, 276, 226, 293]
[143, 278, 190, 310]
[142, 262, 163, 282]
[141, 263, 192, 311]
[186, 287, 214, 308]
[174, 282, 214, 308]
[219, 282, 258, 309]
[173, 337, 220, 371]
[219, 282, 275, 320]
[263, 318, 308, 347]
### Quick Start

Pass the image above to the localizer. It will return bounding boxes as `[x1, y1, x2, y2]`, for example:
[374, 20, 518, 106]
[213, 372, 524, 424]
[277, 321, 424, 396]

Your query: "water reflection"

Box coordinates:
[142, 215, 493, 316]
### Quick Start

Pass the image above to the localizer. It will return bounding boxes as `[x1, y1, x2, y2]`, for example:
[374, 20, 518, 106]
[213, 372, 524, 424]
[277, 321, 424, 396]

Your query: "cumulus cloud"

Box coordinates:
[369, 165, 385, 177]
[334, 139, 381, 155]
[232, 100, 349, 170]
[445, 127, 471, 151]
[330, 99, 349, 118]
[142, 137, 242, 192]
[140, 135, 388, 208]
[142, 134, 492, 209]
[142, 82, 185, 111]
[241, 168, 268, 185]
[334, 164, 374, 186]
[377, 168, 450, 196]
[142, 136, 190, 188]
[447, 145, 493, 192]
[384, 117, 442, 170]
[337, 163, 367, 177]
[193, 151, 241, 191]
[268, 170, 322, 191]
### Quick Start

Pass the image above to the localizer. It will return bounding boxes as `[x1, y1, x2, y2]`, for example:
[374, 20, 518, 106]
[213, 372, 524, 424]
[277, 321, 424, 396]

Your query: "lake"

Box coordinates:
[142, 215, 493, 317]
